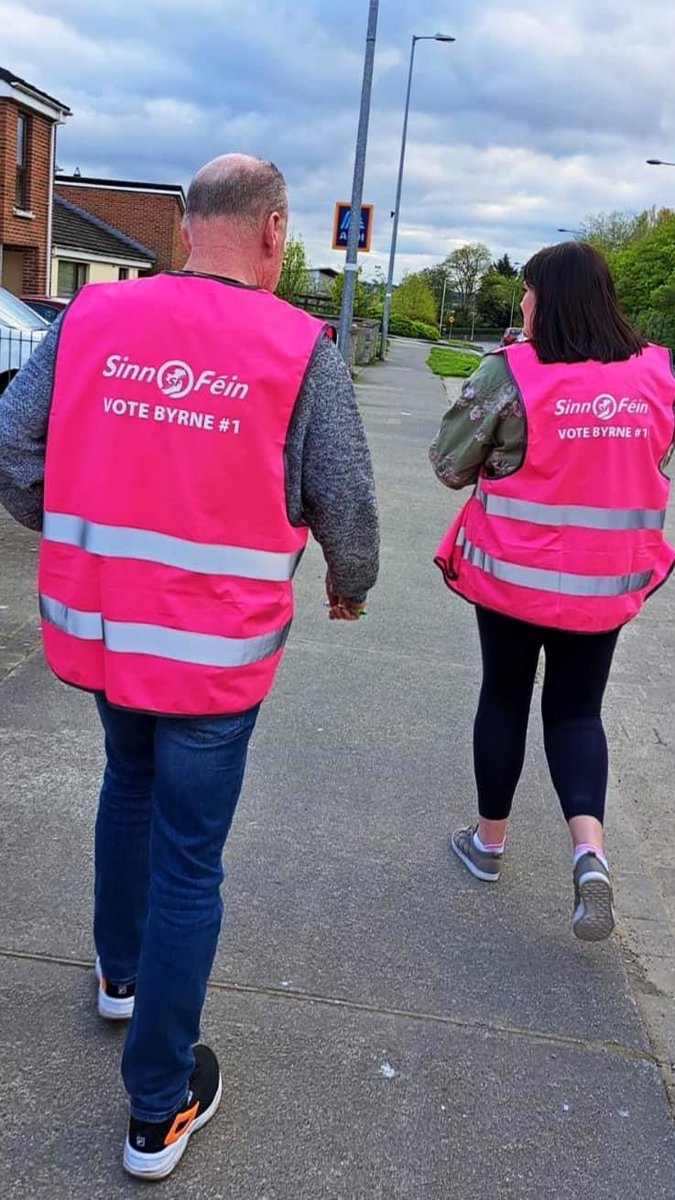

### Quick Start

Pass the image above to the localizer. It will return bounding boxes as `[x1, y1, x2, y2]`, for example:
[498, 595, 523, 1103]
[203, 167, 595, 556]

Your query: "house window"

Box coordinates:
[118, 267, 129, 281]
[57, 260, 88, 298]
[15, 112, 29, 210]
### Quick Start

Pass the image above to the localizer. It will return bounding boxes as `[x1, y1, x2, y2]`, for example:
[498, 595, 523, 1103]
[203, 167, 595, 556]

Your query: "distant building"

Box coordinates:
[0, 65, 71, 295]
[307, 267, 339, 297]
[54, 175, 187, 275]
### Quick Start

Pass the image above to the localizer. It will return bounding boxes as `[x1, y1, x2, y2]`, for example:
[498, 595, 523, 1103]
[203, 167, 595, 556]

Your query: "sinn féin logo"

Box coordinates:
[102, 354, 250, 400]
[592, 393, 618, 421]
[156, 360, 195, 400]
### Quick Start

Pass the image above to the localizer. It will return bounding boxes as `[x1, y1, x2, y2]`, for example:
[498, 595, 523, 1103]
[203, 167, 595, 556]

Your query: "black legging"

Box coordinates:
[474, 607, 620, 824]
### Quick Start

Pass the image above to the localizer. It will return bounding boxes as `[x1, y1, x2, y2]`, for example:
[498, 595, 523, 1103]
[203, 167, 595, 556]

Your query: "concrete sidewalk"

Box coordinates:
[1, 338, 674, 1198]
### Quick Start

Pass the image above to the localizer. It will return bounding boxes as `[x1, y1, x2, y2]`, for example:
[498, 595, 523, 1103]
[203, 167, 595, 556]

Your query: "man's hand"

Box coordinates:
[325, 578, 367, 621]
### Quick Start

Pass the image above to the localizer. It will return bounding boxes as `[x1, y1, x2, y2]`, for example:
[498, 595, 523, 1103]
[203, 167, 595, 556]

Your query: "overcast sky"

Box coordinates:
[3, 0, 675, 279]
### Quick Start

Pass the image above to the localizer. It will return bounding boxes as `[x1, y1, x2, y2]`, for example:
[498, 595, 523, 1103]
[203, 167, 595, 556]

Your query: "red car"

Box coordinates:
[501, 326, 523, 346]
[20, 295, 68, 323]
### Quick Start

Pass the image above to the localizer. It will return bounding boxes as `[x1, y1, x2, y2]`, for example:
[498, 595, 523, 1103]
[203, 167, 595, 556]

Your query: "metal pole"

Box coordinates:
[509, 287, 516, 326]
[380, 35, 416, 359]
[439, 273, 448, 337]
[337, 0, 379, 360]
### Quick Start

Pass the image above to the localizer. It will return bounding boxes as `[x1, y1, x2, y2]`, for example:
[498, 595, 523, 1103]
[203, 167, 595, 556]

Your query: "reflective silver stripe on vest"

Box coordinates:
[476, 484, 665, 531]
[40, 594, 291, 666]
[461, 538, 653, 597]
[39, 595, 103, 640]
[42, 512, 302, 581]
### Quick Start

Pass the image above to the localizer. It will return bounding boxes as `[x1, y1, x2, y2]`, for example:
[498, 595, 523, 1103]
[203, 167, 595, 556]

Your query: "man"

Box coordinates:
[0, 154, 378, 1180]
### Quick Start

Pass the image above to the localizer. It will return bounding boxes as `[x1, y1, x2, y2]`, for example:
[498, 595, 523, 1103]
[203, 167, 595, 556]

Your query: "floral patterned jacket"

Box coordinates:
[429, 351, 524, 489]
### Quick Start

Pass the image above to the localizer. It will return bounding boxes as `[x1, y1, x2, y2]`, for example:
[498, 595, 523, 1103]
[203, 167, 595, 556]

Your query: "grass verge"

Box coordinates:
[444, 339, 485, 353]
[427, 347, 480, 379]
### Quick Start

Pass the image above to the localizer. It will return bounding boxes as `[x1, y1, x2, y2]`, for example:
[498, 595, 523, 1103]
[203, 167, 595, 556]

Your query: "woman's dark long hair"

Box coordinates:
[523, 241, 645, 364]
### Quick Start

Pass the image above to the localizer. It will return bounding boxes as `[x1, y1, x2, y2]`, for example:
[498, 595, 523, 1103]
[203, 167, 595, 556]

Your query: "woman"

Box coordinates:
[430, 241, 675, 941]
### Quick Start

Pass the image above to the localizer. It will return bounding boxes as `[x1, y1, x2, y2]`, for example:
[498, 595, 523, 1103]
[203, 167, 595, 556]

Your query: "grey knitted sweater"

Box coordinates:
[0, 304, 379, 602]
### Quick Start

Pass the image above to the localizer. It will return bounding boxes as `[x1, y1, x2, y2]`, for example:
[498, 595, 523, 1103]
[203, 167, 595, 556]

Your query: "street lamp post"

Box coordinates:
[379, 32, 455, 359]
[438, 271, 452, 337]
[337, 0, 380, 359]
[557, 227, 583, 236]
[508, 261, 522, 326]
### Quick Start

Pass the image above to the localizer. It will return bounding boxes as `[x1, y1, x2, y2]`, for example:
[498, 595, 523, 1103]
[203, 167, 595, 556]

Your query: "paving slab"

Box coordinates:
[2, 956, 673, 1200]
[0, 626, 649, 1051]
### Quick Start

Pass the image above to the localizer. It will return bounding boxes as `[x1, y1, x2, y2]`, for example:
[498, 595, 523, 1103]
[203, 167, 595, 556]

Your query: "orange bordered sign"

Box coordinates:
[331, 202, 374, 252]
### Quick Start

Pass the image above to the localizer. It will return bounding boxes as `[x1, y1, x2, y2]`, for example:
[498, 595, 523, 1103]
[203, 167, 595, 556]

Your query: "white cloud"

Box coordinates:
[2, 0, 675, 278]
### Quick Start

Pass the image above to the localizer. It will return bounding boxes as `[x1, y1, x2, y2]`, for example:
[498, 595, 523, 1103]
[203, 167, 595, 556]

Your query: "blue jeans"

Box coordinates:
[94, 696, 259, 1121]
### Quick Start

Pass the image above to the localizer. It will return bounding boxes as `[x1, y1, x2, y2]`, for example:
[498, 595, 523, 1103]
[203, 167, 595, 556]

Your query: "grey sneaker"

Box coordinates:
[451, 825, 502, 882]
[572, 852, 615, 941]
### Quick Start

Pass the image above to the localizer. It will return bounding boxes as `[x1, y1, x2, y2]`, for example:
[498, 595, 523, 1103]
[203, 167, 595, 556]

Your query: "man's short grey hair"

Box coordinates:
[186, 156, 288, 226]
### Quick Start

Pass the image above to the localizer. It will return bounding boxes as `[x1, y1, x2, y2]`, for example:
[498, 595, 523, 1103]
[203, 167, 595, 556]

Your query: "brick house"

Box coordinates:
[0, 66, 71, 295]
[54, 175, 186, 274]
[51, 196, 155, 297]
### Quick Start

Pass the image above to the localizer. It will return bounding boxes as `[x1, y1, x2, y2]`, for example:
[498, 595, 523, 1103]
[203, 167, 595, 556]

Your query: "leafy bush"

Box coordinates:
[391, 272, 438, 325]
[275, 235, 309, 304]
[331, 265, 381, 318]
[427, 347, 479, 378]
[389, 315, 439, 341]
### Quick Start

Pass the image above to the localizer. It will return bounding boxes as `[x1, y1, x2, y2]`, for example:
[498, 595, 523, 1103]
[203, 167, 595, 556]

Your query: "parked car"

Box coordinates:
[501, 326, 524, 346]
[0, 286, 49, 394]
[20, 294, 68, 323]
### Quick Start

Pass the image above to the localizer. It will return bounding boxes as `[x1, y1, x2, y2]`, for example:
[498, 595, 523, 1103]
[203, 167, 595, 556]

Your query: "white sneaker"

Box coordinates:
[95, 956, 136, 1020]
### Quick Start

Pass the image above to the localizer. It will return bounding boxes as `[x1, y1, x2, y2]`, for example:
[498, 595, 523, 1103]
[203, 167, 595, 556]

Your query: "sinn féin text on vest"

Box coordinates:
[554, 394, 649, 419]
[102, 355, 249, 401]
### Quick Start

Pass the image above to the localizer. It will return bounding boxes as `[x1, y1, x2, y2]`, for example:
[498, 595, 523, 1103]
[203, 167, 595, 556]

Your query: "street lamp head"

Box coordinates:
[646, 159, 664, 166]
[413, 32, 456, 43]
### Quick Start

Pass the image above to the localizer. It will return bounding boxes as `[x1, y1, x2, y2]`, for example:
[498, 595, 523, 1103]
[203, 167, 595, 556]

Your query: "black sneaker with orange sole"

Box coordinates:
[123, 1044, 222, 1180]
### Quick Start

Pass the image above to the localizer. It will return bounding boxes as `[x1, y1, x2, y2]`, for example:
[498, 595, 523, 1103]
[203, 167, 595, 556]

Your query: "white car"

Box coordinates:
[0, 286, 49, 394]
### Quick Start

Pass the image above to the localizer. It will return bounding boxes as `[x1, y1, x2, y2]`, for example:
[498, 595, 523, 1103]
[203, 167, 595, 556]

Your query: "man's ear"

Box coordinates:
[180, 218, 193, 254]
[263, 210, 286, 257]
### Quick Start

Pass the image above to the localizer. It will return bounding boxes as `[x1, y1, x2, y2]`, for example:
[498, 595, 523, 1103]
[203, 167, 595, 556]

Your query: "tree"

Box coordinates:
[580, 205, 675, 349]
[331, 265, 379, 318]
[605, 210, 675, 347]
[476, 269, 522, 328]
[367, 265, 387, 306]
[445, 243, 492, 313]
[276, 235, 309, 304]
[421, 244, 507, 323]
[493, 253, 518, 278]
[419, 260, 453, 313]
[577, 209, 661, 253]
[390, 272, 437, 324]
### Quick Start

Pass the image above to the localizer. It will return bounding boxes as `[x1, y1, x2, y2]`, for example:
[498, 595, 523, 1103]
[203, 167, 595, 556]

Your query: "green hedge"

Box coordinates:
[389, 315, 439, 341]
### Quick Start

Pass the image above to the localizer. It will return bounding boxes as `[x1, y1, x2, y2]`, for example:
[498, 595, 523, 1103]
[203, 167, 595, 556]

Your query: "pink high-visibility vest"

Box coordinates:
[435, 341, 675, 631]
[39, 273, 326, 714]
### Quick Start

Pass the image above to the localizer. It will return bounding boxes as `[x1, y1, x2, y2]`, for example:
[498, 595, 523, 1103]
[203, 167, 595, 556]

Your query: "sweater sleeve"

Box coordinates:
[0, 317, 61, 530]
[429, 352, 525, 489]
[285, 336, 379, 603]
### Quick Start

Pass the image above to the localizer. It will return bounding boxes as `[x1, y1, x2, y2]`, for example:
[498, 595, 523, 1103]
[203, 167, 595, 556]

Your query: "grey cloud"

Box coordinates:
[3, 0, 675, 276]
